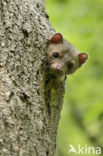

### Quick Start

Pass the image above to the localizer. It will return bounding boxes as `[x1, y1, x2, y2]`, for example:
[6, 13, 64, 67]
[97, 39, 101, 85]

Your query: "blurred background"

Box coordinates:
[46, 0, 103, 155]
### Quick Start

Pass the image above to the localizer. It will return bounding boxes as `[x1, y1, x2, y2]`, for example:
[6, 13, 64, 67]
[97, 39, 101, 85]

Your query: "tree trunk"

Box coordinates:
[0, 0, 65, 156]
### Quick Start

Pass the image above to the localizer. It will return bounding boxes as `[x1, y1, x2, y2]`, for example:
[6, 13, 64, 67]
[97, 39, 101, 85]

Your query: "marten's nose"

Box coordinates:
[56, 66, 62, 73]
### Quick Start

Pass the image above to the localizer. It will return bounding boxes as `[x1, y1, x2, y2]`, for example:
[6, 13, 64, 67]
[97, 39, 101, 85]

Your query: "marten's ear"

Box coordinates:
[50, 33, 63, 44]
[79, 53, 88, 67]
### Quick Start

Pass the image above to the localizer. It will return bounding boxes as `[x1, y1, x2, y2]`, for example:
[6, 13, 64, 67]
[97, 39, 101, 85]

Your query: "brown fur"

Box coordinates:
[46, 33, 88, 76]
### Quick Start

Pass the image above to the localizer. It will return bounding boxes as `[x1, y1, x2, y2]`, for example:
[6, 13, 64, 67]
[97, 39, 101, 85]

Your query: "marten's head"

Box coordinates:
[46, 33, 88, 76]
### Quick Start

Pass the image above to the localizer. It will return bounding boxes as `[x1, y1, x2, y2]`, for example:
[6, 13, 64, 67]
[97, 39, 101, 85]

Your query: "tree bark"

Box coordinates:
[0, 0, 65, 156]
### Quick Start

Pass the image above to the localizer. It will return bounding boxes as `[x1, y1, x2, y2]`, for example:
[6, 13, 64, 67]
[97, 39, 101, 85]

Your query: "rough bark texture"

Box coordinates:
[0, 0, 65, 156]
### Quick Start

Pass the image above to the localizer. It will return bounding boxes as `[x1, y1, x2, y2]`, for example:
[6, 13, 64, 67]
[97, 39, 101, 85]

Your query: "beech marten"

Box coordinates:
[46, 33, 88, 76]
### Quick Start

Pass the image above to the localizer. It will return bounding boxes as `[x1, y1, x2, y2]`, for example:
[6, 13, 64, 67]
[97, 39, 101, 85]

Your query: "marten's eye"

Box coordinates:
[53, 52, 59, 58]
[68, 62, 73, 69]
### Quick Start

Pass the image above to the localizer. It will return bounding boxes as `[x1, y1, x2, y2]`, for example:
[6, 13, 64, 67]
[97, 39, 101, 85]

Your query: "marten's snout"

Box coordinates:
[51, 63, 62, 73]
[56, 66, 62, 73]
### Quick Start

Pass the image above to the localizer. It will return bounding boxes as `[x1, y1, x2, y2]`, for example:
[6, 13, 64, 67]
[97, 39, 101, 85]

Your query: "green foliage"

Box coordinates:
[46, 0, 103, 155]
